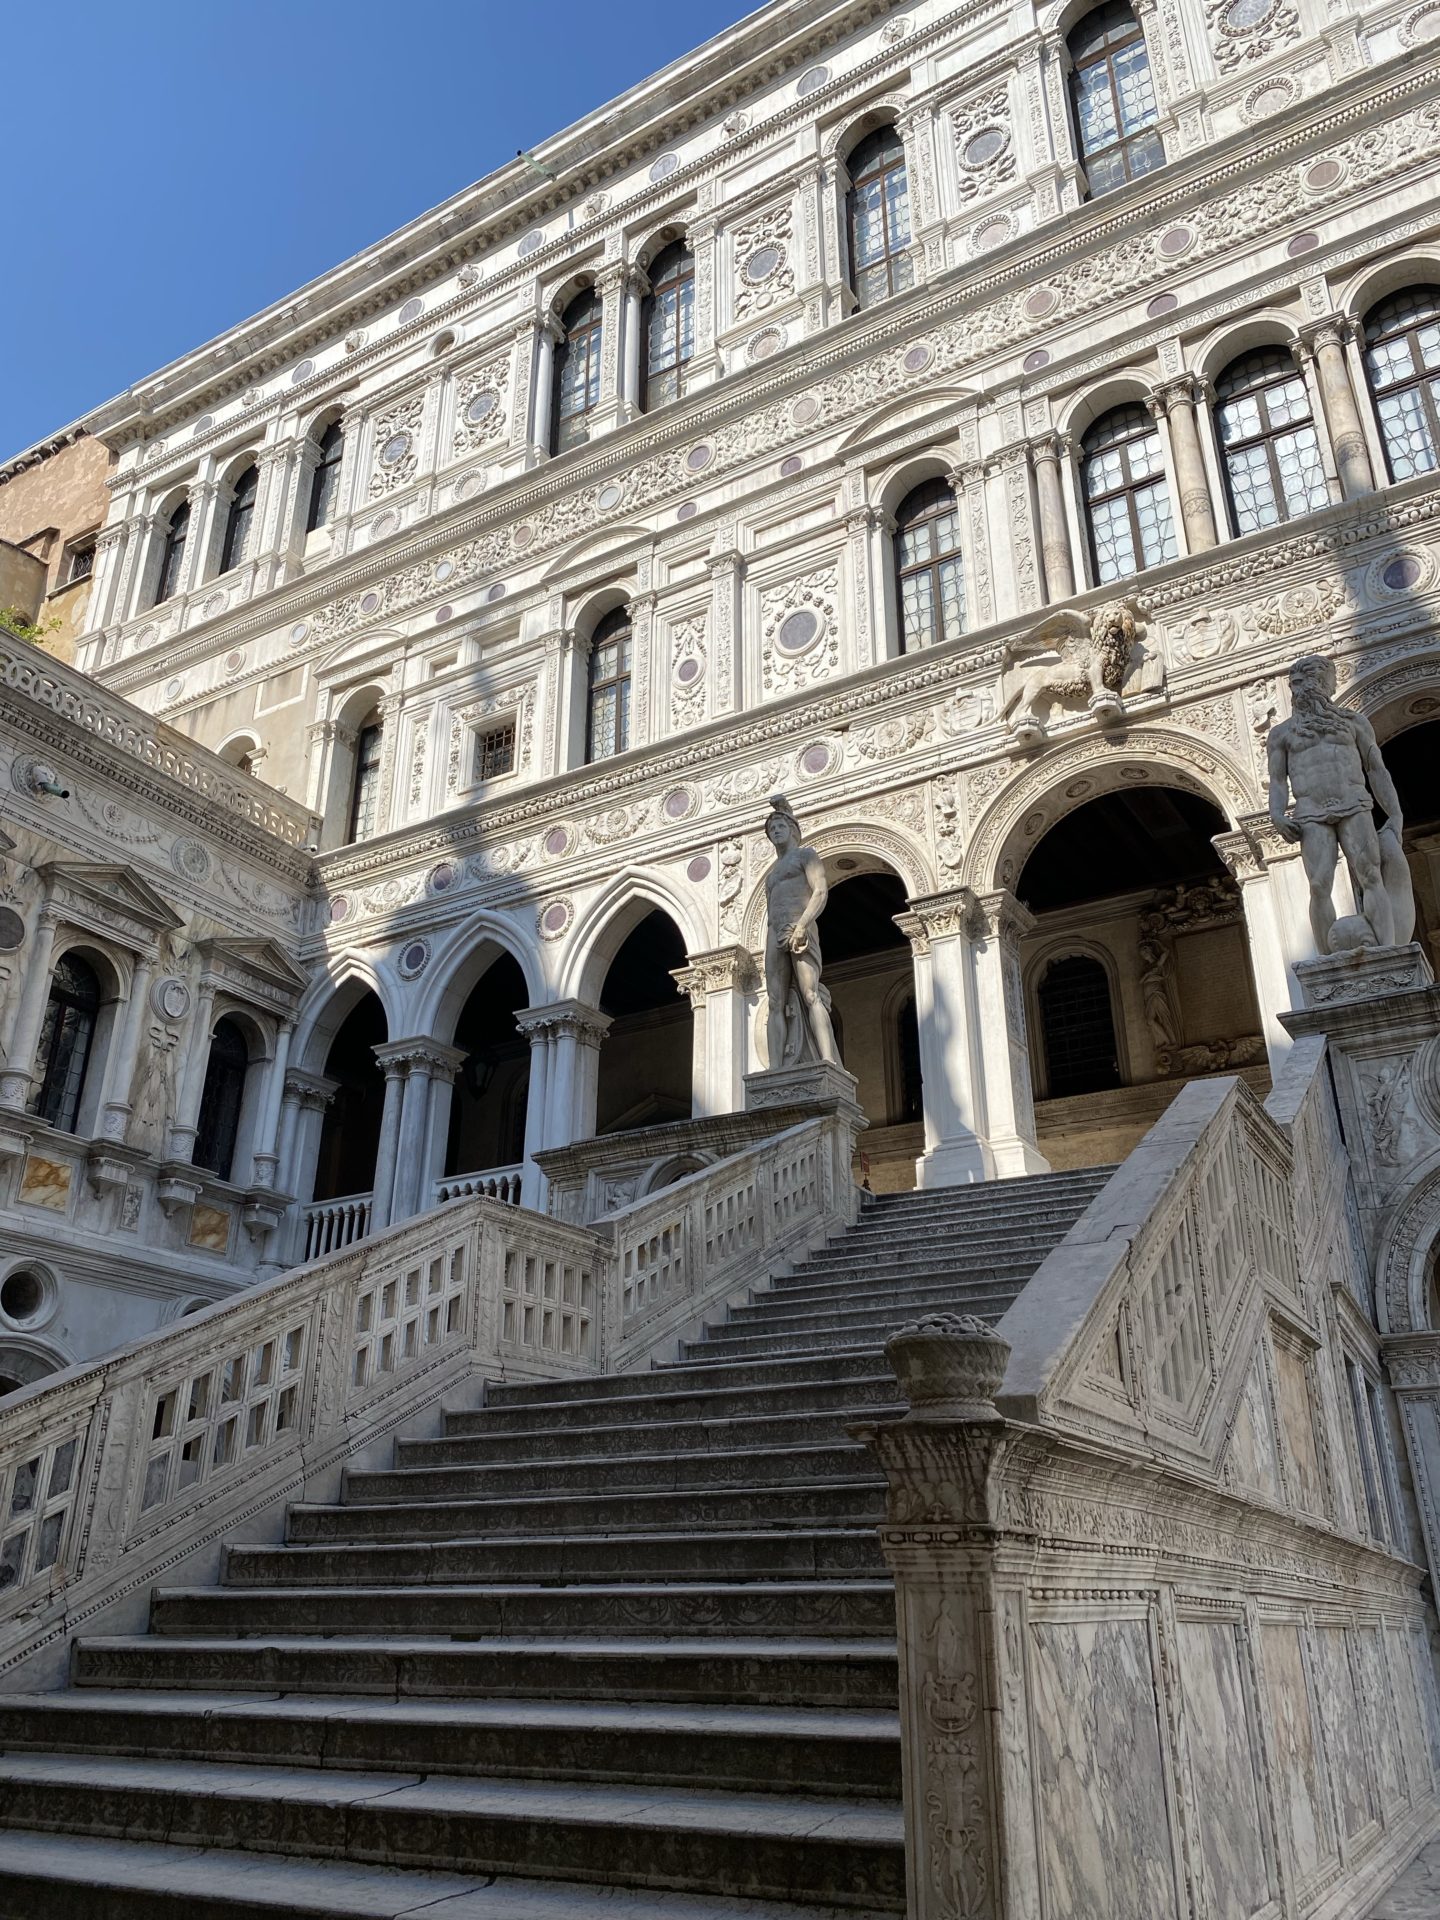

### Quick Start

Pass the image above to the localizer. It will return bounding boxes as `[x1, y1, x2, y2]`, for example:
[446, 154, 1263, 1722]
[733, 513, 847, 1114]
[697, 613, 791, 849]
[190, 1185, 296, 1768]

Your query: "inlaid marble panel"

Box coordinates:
[17, 1155, 70, 1211]
[1410, 1627, 1440, 1780]
[1176, 1619, 1272, 1917]
[1260, 1622, 1334, 1889]
[1313, 1626, 1377, 1843]
[1273, 1343, 1326, 1517]
[1225, 1351, 1283, 1503]
[189, 1203, 232, 1252]
[1030, 1616, 1180, 1920]
[1352, 1625, 1407, 1817]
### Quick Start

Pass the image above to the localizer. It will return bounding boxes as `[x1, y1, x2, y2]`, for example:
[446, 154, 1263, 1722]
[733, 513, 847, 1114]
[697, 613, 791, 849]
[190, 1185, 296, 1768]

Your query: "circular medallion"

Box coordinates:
[398, 939, 430, 980]
[903, 344, 933, 373]
[429, 862, 457, 893]
[686, 443, 714, 472]
[1147, 292, 1179, 317]
[687, 856, 711, 883]
[777, 610, 820, 653]
[371, 511, 399, 540]
[518, 229, 545, 257]
[676, 657, 702, 684]
[663, 788, 694, 820]
[151, 976, 191, 1020]
[398, 297, 424, 324]
[513, 524, 534, 550]
[544, 827, 570, 857]
[1223, 0, 1273, 25]
[650, 152, 679, 182]
[455, 470, 485, 502]
[1024, 287, 1060, 319]
[164, 676, 185, 699]
[792, 395, 820, 426]
[193, 415, 213, 438]
[779, 455, 803, 477]
[597, 481, 625, 509]
[380, 431, 411, 466]
[465, 390, 499, 425]
[744, 245, 783, 283]
[0, 907, 24, 952]
[1023, 348, 1050, 372]
[801, 743, 831, 775]
[796, 64, 829, 95]
[1304, 159, 1343, 191]
[971, 217, 1011, 253]
[434, 558, 454, 583]
[1385, 555, 1423, 591]
[1157, 226, 1194, 258]
[676, 501, 697, 522]
[486, 582, 507, 602]
[962, 129, 1007, 169]
[359, 590, 382, 615]
[197, 591, 225, 620]
[1243, 78, 1297, 120]
[434, 604, 453, 624]
[540, 899, 574, 939]
[1287, 231, 1320, 256]
[330, 895, 350, 924]
[432, 331, 456, 356]
[171, 839, 211, 882]
[291, 358, 315, 385]
[289, 622, 309, 646]
[748, 327, 784, 362]
[223, 648, 246, 675]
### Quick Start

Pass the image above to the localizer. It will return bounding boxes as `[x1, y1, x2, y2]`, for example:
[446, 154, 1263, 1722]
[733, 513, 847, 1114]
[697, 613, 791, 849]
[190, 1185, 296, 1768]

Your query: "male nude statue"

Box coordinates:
[762, 795, 841, 1069]
[1267, 653, 1412, 954]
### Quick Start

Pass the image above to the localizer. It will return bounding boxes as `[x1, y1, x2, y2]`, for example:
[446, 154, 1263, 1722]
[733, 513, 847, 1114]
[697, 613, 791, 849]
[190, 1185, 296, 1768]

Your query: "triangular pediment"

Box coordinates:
[197, 936, 309, 999]
[37, 861, 184, 934]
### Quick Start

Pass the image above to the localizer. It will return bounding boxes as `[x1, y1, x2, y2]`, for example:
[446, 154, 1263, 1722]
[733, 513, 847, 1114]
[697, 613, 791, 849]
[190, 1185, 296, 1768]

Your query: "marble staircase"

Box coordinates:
[0, 1168, 1112, 1917]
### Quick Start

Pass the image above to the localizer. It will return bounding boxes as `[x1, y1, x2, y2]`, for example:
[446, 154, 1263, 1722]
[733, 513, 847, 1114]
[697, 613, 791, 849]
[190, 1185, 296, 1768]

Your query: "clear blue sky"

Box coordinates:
[1, 0, 750, 460]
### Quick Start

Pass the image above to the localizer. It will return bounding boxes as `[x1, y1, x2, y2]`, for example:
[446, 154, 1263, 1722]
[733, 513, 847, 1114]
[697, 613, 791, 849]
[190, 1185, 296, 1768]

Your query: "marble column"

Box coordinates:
[516, 1001, 611, 1152]
[1305, 318, 1376, 499]
[671, 947, 755, 1118]
[588, 262, 632, 436]
[532, 316, 563, 460]
[0, 907, 60, 1110]
[515, 1011, 554, 1211]
[621, 266, 647, 416]
[894, 894, 992, 1187]
[280, 1071, 339, 1262]
[367, 1046, 410, 1231]
[1031, 434, 1076, 602]
[1149, 377, 1219, 551]
[381, 1039, 467, 1222]
[99, 954, 155, 1143]
[247, 1018, 294, 1190]
[168, 984, 219, 1162]
[971, 890, 1049, 1177]
[1215, 814, 1317, 1063]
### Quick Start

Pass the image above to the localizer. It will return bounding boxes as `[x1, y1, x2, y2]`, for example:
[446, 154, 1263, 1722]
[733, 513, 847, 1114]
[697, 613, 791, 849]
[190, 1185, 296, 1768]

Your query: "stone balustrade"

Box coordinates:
[433, 1165, 524, 1207]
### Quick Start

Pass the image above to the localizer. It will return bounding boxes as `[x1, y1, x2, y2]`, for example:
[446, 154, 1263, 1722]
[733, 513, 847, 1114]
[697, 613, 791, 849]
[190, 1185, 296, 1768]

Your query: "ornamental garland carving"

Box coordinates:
[951, 88, 1017, 203]
[452, 358, 510, 455]
[760, 565, 840, 696]
[669, 614, 709, 731]
[732, 199, 797, 322]
[369, 395, 425, 497]
[1205, 0, 1301, 74]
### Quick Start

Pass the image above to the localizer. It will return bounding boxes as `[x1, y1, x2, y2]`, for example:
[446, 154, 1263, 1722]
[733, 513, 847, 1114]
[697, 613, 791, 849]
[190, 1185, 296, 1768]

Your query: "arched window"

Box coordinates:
[894, 479, 966, 650]
[1081, 402, 1177, 583]
[1215, 346, 1329, 535]
[642, 243, 696, 411]
[34, 955, 101, 1134]
[154, 502, 189, 605]
[551, 289, 603, 455]
[1067, 2, 1164, 199]
[1037, 955, 1120, 1100]
[307, 420, 345, 531]
[586, 607, 633, 762]
[220, 464, 259, 574]
[846, 127, 913, 311]
[348, 714, 383, 842]
[193, 1017, 250, 1182]
[1363, 285, 1440, 482]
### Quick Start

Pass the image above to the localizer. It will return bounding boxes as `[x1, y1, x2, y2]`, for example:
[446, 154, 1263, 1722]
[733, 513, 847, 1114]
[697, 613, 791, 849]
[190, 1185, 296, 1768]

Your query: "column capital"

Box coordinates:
[894, 889, 988, 954]
[373, 1036, 467, 1078]
[1298, 313, 1359, 354]
[1028, 431, 1071, 467]
[1235, 809, 1305, 867]
[972, 888, 1036, 947]
[1210, 829, 1265, 885]
[670, 944, 758, 1003]
[514, 999, 612, 1047]
[283, 1068, 340, 1113]
[1381, 1330, 1440, 1392]
[1147, 374, 1204, 417]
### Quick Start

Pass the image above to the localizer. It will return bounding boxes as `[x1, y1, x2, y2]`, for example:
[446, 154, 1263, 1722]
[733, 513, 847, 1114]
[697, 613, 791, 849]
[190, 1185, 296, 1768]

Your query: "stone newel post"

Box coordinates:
[852, 1315, 1026, 1920]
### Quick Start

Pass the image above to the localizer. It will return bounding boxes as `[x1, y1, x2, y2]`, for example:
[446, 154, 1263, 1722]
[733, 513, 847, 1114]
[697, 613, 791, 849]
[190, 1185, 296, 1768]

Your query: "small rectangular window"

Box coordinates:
[472, 722, 517, 783]
[64, 540, 96, 584]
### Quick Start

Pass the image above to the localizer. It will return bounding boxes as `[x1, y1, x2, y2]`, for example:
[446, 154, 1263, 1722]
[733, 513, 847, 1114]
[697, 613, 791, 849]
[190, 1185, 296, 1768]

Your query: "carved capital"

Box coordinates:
[972, 888, 1036, 948]
[895, 888, 988, 952]
[514, 999, 612, 1048]
[671, 944, 757, 1003]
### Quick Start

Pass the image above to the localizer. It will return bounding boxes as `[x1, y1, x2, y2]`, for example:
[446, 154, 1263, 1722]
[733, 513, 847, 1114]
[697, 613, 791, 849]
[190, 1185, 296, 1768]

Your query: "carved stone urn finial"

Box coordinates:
[885, 1312, 1011, 1424]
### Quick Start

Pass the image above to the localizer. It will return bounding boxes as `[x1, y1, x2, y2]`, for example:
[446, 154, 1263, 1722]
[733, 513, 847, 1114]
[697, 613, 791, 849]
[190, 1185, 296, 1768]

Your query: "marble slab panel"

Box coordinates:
[17, 1155, 70, 1211]
[1314, 1626, 1378, 1843]
[1260, 1622, 1334, 1890]
[1388, 1628, 1430, 1804]
[1409, 1627, 1440, 1781]
[1225, 1351, 1283, 1504]
[1352, 1625, 1408, 1818]
[1176, 1619, 1273, 1917]
[1273, 1344, 1326, 1518]
[1030, 1616, 1180, 1920]
[189, 1203, 232, 1252]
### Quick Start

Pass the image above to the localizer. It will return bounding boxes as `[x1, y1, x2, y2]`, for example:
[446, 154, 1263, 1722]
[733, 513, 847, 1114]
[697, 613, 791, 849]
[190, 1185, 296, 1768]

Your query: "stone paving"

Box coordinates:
[1368, 1836, 1440, 1917]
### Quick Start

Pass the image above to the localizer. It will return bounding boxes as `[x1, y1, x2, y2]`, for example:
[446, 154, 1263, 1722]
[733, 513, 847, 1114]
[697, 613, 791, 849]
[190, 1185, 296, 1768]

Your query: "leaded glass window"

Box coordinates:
[1082, 402, 1177, 583]
[1067, 2, 1164, 200]
[473, 722, 516, 782]
[193, 1017, 249, 1182]
[846, 128, 913, 312]
[220, 464, 258, 573]
[1215, 346, 1330, 535]
[1037, 955, 1121, 1100]
[1363, 286, 1440, 483]
[586, 607, 632, 763]
[551, 290, 603, 454]
[641, 244, 695, 411]
[34, 955, 101, 1135]
[307, 420, 345, 531]
[894, 478, 966, 651]
[155, 503, 189, 605]
[348, 718, 383, 843]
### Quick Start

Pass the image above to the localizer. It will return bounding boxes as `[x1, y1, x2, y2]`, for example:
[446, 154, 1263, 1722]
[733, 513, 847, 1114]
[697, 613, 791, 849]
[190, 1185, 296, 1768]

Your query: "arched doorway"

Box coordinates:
[595, 911, 693, 1133]
[1381, 717, 1440, 970]
[444, 955, 530, 1183]
[314, 991, 387, 1206]
[1017, 785, 1267, 1169]
[813, 859, 923, 1193]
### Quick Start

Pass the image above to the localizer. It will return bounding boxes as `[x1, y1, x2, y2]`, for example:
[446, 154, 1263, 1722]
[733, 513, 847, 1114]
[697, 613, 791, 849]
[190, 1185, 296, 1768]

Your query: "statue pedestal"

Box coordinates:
[1292, 940, 1434, 1010]
[743, 1059, 865, 1128]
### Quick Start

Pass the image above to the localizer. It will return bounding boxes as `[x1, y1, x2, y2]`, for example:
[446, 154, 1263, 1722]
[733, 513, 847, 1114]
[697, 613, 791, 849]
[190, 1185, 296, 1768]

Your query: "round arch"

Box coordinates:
[291, 956, 399, 1075]
[562, 869, 710, 1006]
[1341, 651, 1440, 744]
[1376, 1151, 1440, 1336]
[1337, 251, 1440, 328]
[0, 1335, 71, 1400]
[634, 222, 689, 271]
[542, 269, 600, 325]
[1058, 371, 1158, 441]
[567, 583, 633, 644]
[740, 821, 934, 952]
[824, 97, 909, 165]
[962, 727, 1255, 895]
[216, 447, 261, 491]
[873, 450, 958, 521]
[1194, 310, 1304, 387]
[415, 908, 546, 1041]
[217, 729, 262, 770]
[1023, 934, 1132, 1095]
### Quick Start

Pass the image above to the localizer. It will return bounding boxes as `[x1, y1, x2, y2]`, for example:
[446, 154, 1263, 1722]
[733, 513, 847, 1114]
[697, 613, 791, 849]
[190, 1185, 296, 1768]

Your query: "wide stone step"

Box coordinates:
[0, 1830, 904, 1920]
[789, 1234, 1070, 1271]
[0, 1691, 901, 1798]
[686, 1304, 1021, 1359]
[755, 1269, 1035, 1309]
[484, 1348, 890, 1407]
[347, 1441, 877, 1502]
[229, 1526, 887, 1588]
[148, 1579, 897, 1640]
[0, 1753, 907, 1910]
[447, 1372, 900, 1436]
[74, 1634, 900, 1708]
[288, 1478, 886, 1544]
[399, 1411, 894, 1468]
[720, 1283, 1021, 1334]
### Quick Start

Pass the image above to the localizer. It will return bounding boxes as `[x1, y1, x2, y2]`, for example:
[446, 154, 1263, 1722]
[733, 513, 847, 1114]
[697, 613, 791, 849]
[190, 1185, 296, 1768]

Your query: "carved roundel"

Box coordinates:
[744, 245, 784, 284]
[961, 127, 1009, 170]
[171, 838, 212, 883]
[748, 327, 786, 363]
[289, 622, 309, 646]
[539, 898, 574, 940]
[517, 229, 546, 258]
[379, 431, 412, 467]
[330, 895, 351, 924]
[223, 648, 246, 675]
[799, 739, 838, 778]
[455, 470, 486, 503]
[434, 558, 454, 583]
[777, 609, 822, 655]
[397, 938, 431, 980]
[434, 604, 453, 624]
[662, 787, 696, 821]
[1155, 226, 1194, 259]
[1303, 158, 1345, 193]
[0, 907, 24, 952]
[164, 676, 186, 700]
[151, 976, 191, 1021]
[687, 856, 711, 883]
[597, 481, 625, 510]
[202, 592, 228, 621]
[465, 390, 500, 426]
[359, 591, 382, 615]
[796, 65, 829, 96]
[1369, 547, 1437, 598]
[371, 511, 400, 541]
[543, 826, 573, 859]
[686, 443, 714, 473]
[192, 415, 213, 438]
[1241, 74, 1299, 120]
[291, 359, 315, 385]
[1400, 1, 1440, 44]
[969, 215, 1014, 255]
[398, 297, 424, 324]
[428, 861, 458, 895]
[650, 152, 679, 182]
[792, 395, 820, 426]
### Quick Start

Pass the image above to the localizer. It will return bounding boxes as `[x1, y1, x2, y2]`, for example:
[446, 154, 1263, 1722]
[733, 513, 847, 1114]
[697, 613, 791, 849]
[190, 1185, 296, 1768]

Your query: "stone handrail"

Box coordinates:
[0, 1113, 858, 1688]
[434, 1164, 524, 1207]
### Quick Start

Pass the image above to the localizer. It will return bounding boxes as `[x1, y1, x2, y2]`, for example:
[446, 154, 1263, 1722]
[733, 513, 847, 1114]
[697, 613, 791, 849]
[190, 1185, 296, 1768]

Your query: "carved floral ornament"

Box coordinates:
[110, 86, 1440, 688]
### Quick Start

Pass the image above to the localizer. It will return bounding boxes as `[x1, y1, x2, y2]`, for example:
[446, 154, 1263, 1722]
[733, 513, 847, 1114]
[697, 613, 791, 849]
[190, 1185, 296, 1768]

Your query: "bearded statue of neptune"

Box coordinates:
[1266, 653, 1415, 955]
